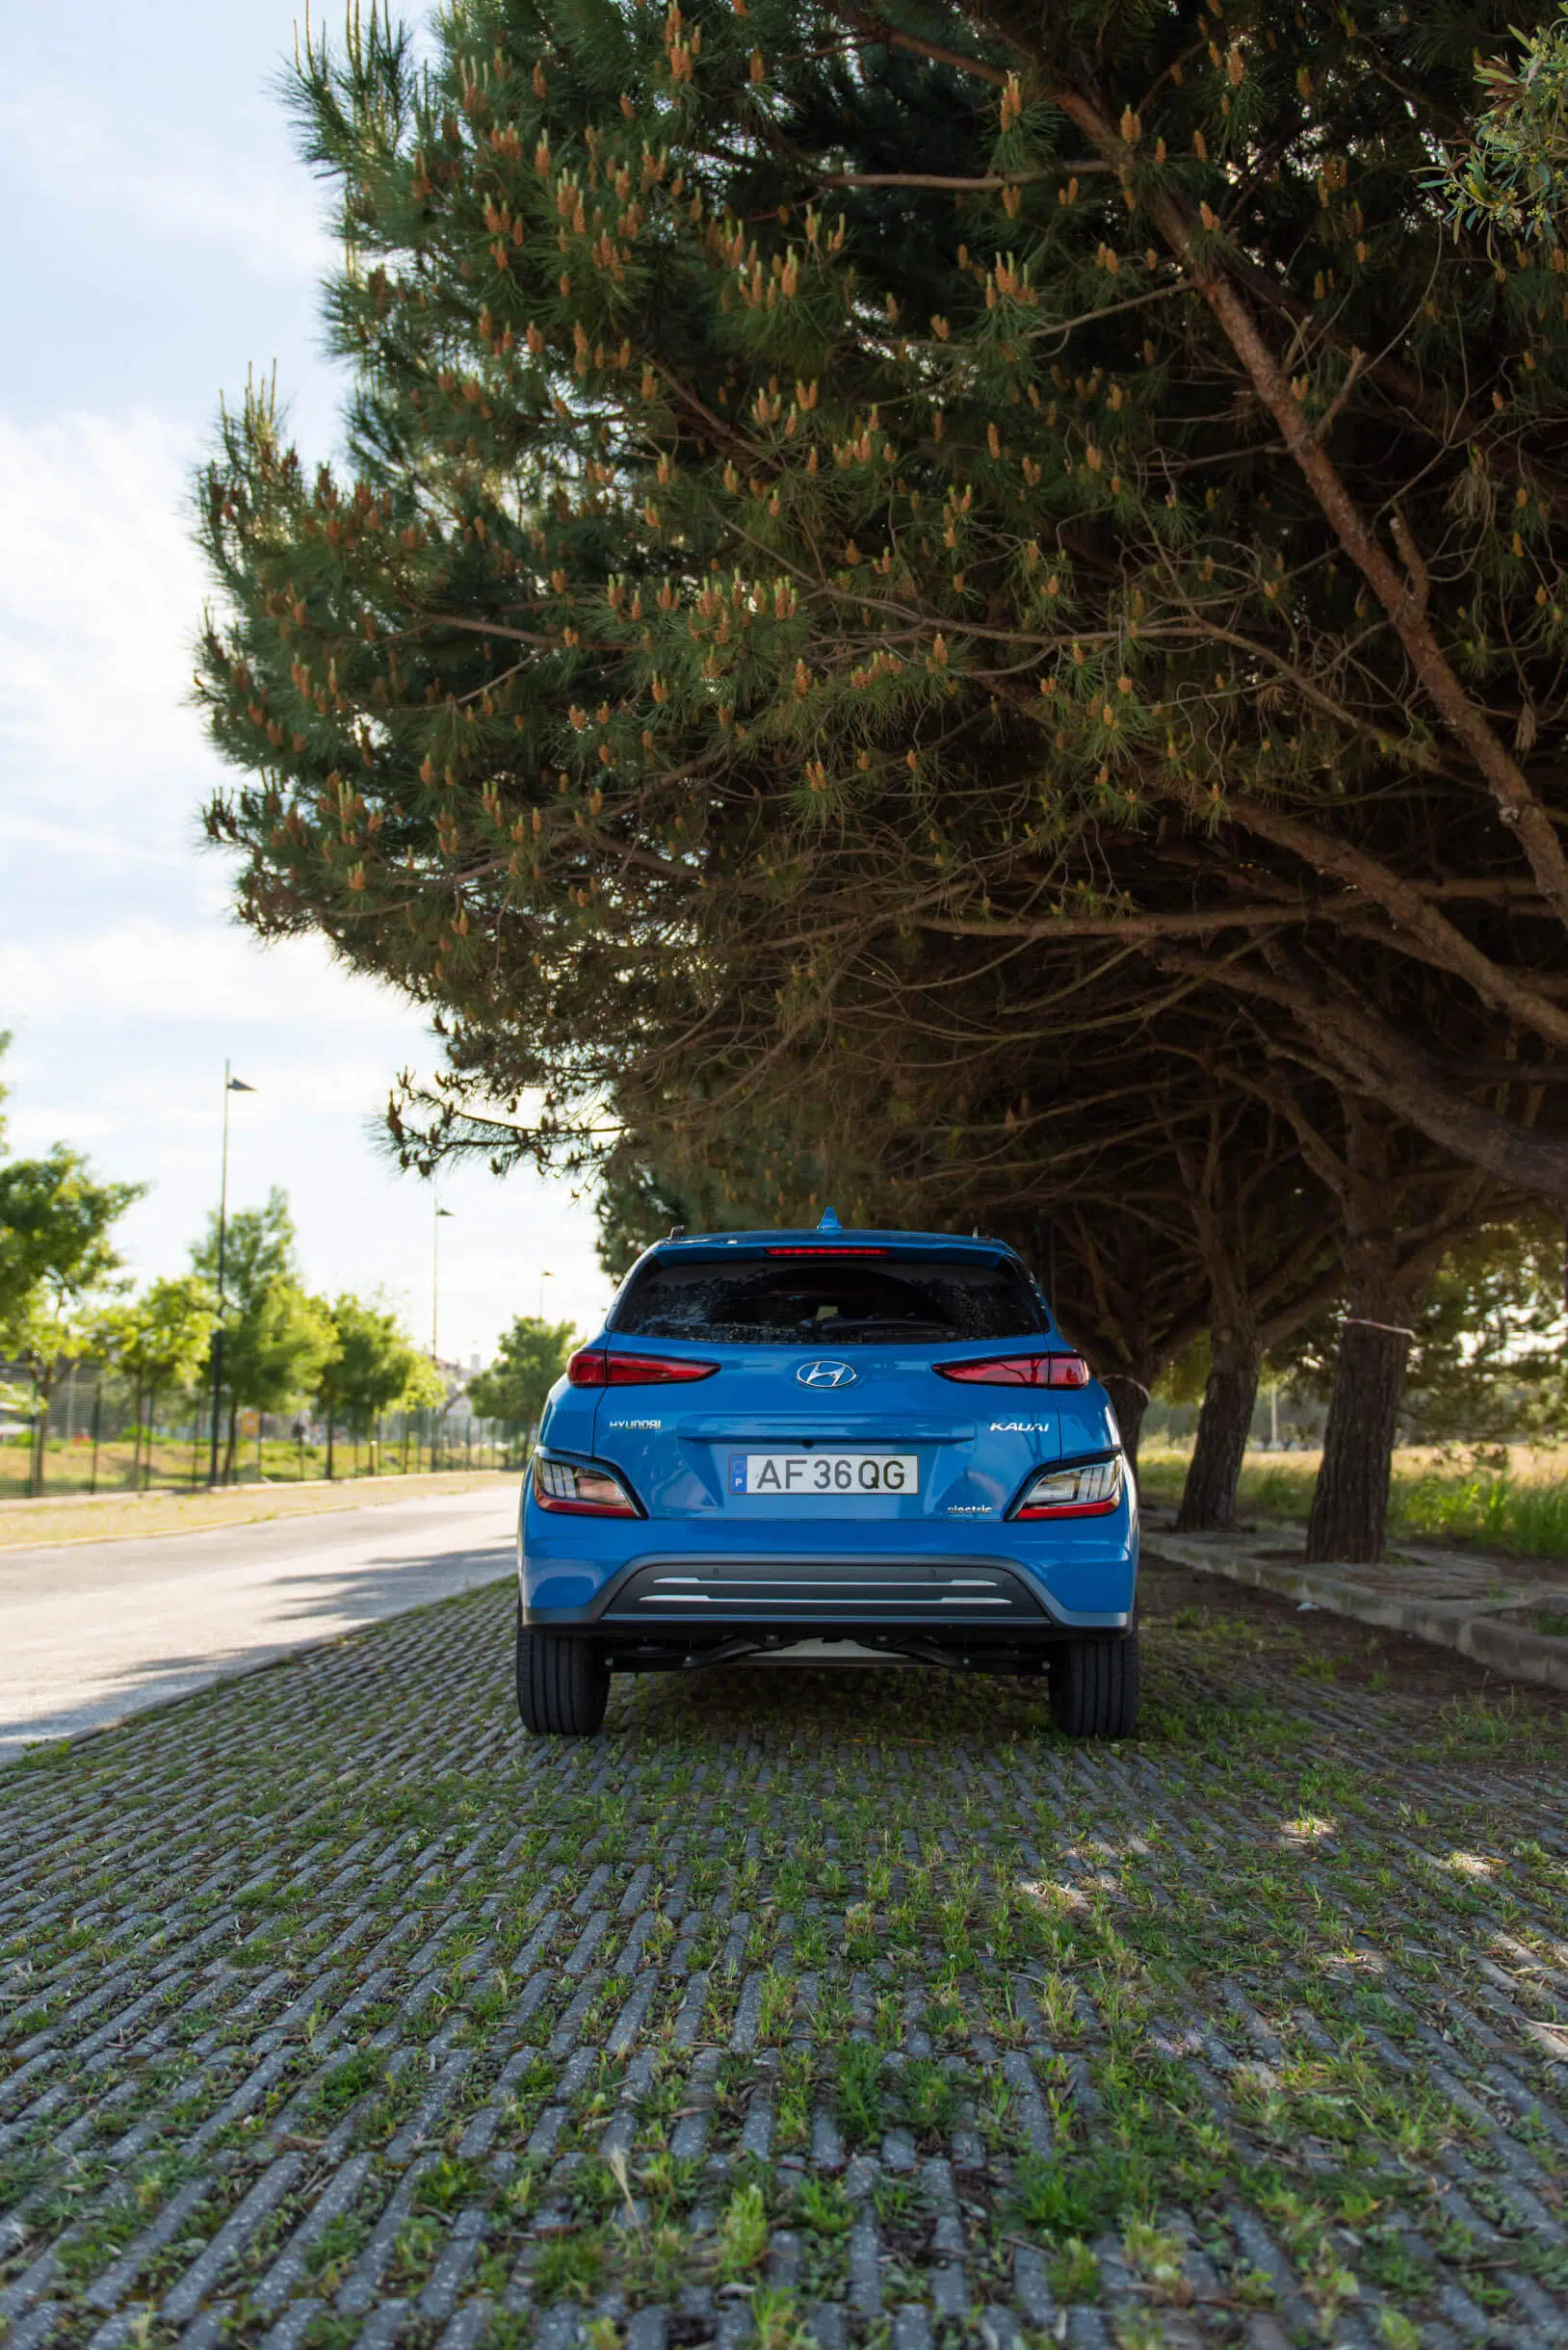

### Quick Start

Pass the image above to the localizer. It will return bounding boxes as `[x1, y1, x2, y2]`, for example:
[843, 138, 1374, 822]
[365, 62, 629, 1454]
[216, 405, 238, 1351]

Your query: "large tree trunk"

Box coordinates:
[1304, 1298, 1414, 1563]
[1176, 1324, 1262, 1531]
[1103, 1373, 1150, 1475]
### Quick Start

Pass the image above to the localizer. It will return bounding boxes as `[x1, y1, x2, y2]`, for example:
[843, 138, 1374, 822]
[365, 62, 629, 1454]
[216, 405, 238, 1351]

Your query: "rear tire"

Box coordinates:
[1049, 1631, 1139, 1738]
[515, 1610, 611, 1736]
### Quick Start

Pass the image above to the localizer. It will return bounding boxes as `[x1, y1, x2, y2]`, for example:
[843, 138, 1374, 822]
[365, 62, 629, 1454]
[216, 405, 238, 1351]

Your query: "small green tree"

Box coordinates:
[469, 1318, 578, 1457]
[391, 1352, 450, 1473]
[315, 1292, 420, 1475]
[0, 1147, 144, 1493]
[191, 1186, 295, 1307]
[192, 1191, 333, 1479]
[98, 1277, 220, 1489]
[222, 1282, 336, 1479]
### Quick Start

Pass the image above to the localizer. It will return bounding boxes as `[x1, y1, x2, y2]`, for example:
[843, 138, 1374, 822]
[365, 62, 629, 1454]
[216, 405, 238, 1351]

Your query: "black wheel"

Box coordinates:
[1049, 1631, 1139, 1738]
[515, 1609, 611, 1735]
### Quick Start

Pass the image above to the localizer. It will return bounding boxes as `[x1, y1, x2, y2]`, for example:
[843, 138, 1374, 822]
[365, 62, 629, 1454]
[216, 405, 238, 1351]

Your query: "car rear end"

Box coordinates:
[516, 1227, 1138, 1736]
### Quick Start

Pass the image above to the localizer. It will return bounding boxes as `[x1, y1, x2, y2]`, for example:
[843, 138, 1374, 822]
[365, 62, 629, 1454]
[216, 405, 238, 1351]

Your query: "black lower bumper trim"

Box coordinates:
[599, 1554, 1047, 1625]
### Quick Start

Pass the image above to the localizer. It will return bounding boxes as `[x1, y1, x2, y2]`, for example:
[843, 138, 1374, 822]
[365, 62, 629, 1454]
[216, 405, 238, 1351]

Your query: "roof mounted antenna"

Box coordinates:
[817, 1205, 843, 1233]
[667, 1223, 686, 1240]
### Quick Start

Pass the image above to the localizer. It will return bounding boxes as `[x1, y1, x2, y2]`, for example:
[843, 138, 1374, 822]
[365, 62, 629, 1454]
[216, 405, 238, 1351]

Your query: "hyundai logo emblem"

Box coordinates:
[796, 1359, 857, 1390]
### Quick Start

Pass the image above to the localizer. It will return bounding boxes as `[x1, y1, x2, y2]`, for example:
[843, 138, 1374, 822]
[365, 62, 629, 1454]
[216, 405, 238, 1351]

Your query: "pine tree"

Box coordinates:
[198, 0, 1568, 1203]
[195, 0, 1568, 1553]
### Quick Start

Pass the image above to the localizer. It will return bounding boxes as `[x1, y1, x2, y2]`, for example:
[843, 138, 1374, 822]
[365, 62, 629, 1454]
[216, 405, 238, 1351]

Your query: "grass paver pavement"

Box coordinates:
[1, 1567, 1565, 2350]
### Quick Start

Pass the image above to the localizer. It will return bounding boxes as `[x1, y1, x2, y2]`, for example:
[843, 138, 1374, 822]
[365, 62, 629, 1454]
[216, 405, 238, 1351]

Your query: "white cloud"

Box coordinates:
[0, 916, 418, 1031]
[0, 408, 210, 797]
[0, 809, 185, 869]
[0, 91, 333, 287]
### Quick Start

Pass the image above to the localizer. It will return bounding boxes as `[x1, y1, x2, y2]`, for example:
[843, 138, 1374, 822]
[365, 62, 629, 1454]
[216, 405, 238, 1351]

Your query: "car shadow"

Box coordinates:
[615, 1655, 1057, 1745]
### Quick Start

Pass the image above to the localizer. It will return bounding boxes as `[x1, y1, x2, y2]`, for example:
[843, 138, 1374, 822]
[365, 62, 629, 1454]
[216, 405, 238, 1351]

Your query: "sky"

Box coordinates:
[0, 2, 615, 1367]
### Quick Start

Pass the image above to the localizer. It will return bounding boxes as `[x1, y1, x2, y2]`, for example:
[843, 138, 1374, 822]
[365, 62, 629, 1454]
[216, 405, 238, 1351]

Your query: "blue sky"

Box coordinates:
[0, 1, 613, 1363]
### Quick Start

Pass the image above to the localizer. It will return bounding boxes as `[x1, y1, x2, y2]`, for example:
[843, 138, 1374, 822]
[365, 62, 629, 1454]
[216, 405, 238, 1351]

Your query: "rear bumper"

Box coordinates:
[520, 1524, 1137, 1638]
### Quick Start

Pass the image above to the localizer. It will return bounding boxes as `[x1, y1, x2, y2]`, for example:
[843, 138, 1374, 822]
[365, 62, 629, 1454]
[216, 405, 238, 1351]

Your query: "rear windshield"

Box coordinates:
[612, 1252, 1047, 1345]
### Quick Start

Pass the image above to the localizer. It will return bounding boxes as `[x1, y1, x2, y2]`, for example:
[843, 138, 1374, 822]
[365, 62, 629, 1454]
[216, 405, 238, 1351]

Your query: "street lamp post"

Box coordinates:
[431, 1199, 455, 1361]
[208, 1063, 255, 1488]
[538, 1267, 554, 1319]
[431, 1200, 454, 1473]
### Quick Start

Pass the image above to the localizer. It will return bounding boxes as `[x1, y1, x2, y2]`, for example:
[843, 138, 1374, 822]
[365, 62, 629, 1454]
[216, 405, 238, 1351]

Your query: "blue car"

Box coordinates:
[515, 1214, 1138, 1738]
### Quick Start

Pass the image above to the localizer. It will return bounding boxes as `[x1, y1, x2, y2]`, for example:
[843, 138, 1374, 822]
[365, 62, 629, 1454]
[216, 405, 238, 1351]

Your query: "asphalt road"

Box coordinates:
[0, 1483, 519, 1752]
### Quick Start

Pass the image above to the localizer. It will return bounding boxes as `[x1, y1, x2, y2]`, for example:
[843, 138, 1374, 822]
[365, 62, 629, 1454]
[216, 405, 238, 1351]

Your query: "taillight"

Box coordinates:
[935, 1353, 1091, 1388]
[532, 1455, 641, 1516]
[566, 1350, 719, 1387]
[1011, 1456, 1124, 1520]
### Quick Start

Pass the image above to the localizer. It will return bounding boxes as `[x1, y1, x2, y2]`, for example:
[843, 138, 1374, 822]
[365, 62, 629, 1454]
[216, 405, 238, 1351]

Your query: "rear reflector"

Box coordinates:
[1012, 1455, 1124, 1519]
[935, 1353, 1091, 1388]
[533, 1455, 641, 1516]
[567, 1349, 719, 1387]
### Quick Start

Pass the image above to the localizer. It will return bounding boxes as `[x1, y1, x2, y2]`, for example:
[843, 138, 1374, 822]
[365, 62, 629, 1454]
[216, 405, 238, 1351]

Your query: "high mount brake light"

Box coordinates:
[764, 1246, 889, 1258]
[566, 1349, 719, 1387]
[935, 1353, 1091, 1388]
[532, 1455, 640, 1517]
[1011, 1455, 1124, 1520]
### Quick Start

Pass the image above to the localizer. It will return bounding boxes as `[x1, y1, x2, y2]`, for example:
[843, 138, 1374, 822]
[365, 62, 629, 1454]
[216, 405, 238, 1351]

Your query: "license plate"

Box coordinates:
[729, 1452, 919, 1497]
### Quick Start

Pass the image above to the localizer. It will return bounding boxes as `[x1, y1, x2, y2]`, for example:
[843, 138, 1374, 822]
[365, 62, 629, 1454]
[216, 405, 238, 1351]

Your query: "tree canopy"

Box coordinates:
[0, 1144, 144, 1493]
[316, 1291, 422, 1474]
[200, 0, 1568, 1204]
[195, 0, 1568, 1554]
[96, 1275, 220, 1487]
[1440, 10, 1568, 249]
[192, 1189, 335, 1474]
[468, 1313, 578, 1433]
[0, 1147, 141, 1345]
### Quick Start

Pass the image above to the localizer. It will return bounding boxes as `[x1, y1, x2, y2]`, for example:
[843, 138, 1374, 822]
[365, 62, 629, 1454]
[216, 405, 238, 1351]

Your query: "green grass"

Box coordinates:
[1139, 1449, 1568, 1562]
[1394, 1470, 1568, 1559]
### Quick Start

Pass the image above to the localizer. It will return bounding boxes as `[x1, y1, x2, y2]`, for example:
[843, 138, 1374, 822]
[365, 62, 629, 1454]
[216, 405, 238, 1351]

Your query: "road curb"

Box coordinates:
[1146, 1535, 1568, 1695]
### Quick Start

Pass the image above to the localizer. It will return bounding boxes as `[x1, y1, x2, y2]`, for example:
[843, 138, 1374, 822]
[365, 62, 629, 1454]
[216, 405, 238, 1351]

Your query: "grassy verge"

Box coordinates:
[1140, 1441, 1568, 1560]
[0, 1467, 516, 1550]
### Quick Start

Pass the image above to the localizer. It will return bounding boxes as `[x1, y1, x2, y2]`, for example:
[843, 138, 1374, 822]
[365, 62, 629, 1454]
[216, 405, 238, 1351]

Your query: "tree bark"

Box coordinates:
[326, 1415, 335, 1481]
[1175, 1324, 1262, 1531]
[1015, 47, 1568, 924]
[223, 1400, 239, 1485]
[1102, 1373, 1150, 1475]
[1304, 1303, 1414, 1563]
[1158, 949, 1568, 1199]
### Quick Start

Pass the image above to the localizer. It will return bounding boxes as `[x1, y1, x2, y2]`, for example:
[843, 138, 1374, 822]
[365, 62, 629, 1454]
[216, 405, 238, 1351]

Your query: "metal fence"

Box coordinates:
[0, 1359, 524, 1497]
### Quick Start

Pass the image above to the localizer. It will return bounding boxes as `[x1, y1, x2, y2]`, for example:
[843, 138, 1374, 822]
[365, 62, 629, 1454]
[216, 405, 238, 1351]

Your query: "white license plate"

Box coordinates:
[729, 1452, 919, 1497]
